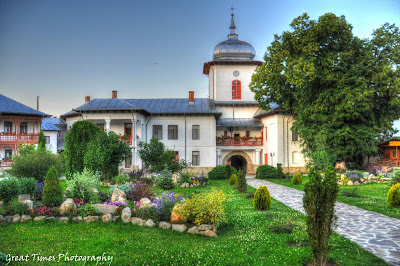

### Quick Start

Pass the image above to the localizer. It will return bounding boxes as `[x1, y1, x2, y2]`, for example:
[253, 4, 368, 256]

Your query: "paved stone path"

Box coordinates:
[246, 176, 400, 265]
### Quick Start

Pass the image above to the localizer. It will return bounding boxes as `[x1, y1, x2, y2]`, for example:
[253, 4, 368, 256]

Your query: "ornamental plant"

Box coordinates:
[177, 188, 227, 227]
[18, 177, 38, 196]
[303, 166, 339, 265]
[277, 163, 283, 179]
[0, 177, 21, 203]
[153, 191, 185, 221]
[237, 169, 247, 193]
[78, 203, 102, 217]
[225, 164, 232, 180]
[229, 174, 238, 185]
[130, 181, 154, 202]
[42, 166, 63, 207]
[5, 198, 30, 215]
[208, 165, 238, 180]
[387, 183, 400, 207]
[66, 168, 100, 202]
[256, 165, 278, 179]
[154, 169, 175, 190]
[292, 173, 303, 185]
[34, 206, 54, 216]
[253, 186, 271, 210]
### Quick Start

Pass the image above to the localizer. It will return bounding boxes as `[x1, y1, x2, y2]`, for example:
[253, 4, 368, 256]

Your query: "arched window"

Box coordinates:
[232, 80, 241, 99]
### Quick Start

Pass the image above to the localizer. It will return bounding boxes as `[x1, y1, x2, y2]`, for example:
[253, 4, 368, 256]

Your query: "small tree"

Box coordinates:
[276, 163, 283, 179]
[225, 164, 232, 180]
[38, 131, 46, 149]
[42, 166, 63, 207]
[237, 169, 247, 193]
[84, 131, 131, 181]
[303, 166, 339, 265]
[138, 138, 166, 172]
[64, 120, 103, 177]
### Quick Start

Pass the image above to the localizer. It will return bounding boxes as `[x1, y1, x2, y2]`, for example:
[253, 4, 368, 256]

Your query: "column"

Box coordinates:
[216, 149, 221, 165]
[255, 148, 261, 165]
[105, 118, 111, 132]
[132, 114, 137, 169]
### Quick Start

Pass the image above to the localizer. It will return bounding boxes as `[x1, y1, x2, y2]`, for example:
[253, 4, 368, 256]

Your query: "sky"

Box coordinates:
[0, 0, 399, 117]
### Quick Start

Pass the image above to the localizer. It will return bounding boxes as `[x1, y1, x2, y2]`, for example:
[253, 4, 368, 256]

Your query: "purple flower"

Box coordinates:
[104, 202, 107, 205]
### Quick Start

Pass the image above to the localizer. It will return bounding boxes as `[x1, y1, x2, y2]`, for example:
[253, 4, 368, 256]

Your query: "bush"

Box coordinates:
[129, 169, 143, 181]
[98, 192, 110, 202]
[346, 171, 363, 183]
[303, 166, 339, 265]
[292, 173, 303, 185]
[66, 168, 100, 202]
[18, 177, 38, 196]
[78, 203, 102, 217]
[228, 174, 238, 185]
[341, 188, 362, 198]
[6, 198, 30, 215]
[253, 185, 271, 210]
[109, 182, 133, 198]
[34, 206, 54, 216]
[0, 177, 21, 203]
[256, 165, 278, 179]
[246, 191, 255, 199]
[237, 170, 247, 193]
[387, 183, 400, 207]
[390, 170, 400, 186]
[130, 182, 154, 202]
[277, 163, 283, 179]
[42, 166, 63, 207]
[8, 144, 64, 182]
[179, 173, 193, 185]
[178, 188, 227, 227]
[154, 169, 175, 190]
[208, 165, 238, 180]
[154, 191, 185, 221]
[113, 175, 129, 185]
[225, 164, 232, 180]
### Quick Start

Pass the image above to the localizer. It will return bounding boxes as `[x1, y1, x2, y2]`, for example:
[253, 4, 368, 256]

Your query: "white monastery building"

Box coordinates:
[61, 15, 306, 174]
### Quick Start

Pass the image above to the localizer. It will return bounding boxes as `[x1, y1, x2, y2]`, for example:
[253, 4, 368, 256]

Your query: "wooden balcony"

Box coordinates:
[216, 138, 263, 146]
[0, 133, 39, 144]
[0, 160, 12, 167]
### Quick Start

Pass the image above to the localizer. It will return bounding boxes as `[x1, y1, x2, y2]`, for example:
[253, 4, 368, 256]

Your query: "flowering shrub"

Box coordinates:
[35, 181, 45, 200]
[346, 171, 362, 183]
[131, 201, 156, 220]
[66, 168, 101, 202]
[177, 188, 227, 227]
[78, 203, 102, 217]
[104, 201, 125, 206]
[112, 206, 125, 216]
[34, 206, 54, 216]
[73, 199, 86, 208]
[153, 192, 185, 221]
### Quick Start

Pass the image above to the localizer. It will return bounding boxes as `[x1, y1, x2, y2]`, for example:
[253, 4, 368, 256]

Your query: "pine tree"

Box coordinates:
[42, 166, 63, 206]
[38, 131, 46, 149]
[225, 164, 232, 180]
[237, 169, 247, 193]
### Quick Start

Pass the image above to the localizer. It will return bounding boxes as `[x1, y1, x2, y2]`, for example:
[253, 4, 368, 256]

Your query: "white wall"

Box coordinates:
[215, 106, 259, 119]
[209, 64, 258, 101]
[43, 131, 58, 154]
[146, 116, 216, 167]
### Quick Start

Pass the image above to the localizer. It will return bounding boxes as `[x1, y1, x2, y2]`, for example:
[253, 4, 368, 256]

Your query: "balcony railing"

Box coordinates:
[216, 138, 263, 146]
[0, 133, 39, 144]
[0, 160, 12, 167]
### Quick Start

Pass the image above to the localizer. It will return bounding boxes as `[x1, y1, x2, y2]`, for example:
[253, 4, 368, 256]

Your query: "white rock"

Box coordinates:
[12, 214, 21, 223]
[172, 224, 187, 233]
[159, 221, 171, 230]
[60, 198, 77, 215]
[20, 215, 32, 223]
[145, 219, 155, 227]
[111, 188, 128, 206]
[131, 217, 145, 226]
[102, 214, 112, 223]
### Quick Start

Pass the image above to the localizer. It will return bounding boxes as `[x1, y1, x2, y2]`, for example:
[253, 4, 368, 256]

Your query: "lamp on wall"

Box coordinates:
[270, 152, 275, 166]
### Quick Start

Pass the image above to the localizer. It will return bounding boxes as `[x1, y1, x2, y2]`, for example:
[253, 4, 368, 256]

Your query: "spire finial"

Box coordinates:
[228, 9, 238, 40]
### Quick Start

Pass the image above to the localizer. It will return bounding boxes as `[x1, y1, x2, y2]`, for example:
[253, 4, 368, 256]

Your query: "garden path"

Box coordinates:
[246, 176, 400, 265]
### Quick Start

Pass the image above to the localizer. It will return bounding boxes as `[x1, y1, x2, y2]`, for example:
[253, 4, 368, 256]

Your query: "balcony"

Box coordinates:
[0, 133, 39, 144]
[0, 160, 12, 167]
[216, 137, 263, 146]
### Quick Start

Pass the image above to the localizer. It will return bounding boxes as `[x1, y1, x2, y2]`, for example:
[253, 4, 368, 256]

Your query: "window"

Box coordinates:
[125, 155, 132, 169]
[224, 131, 228, 137]
[192, 125, 200, 140]
[232, 80, 241, 99]
[153, 125, 163, 140]
[5, 149, 12, 160]
[292, 130, 299, 141]
[97, 123, 104, 131]
[246, 131, 250, 137]
[393, 150, 397, 158]
[168, 125, 178, 140]
[45, 136, 50, 144]
[4, 121, 12, 133]
[20, 122, 28, 133]
[192, 151, 200, 166]
[124, 123, 132, 138]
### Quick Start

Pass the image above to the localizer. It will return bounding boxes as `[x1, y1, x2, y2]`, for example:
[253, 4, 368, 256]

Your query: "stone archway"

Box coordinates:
[222, 151, 254, 174]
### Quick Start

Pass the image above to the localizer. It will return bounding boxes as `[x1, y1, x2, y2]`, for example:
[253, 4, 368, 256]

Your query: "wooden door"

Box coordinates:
[264, 154, 268, 165]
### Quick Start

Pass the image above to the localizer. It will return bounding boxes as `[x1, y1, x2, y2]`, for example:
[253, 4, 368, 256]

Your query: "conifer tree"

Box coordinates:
[42, 166, 63, 206]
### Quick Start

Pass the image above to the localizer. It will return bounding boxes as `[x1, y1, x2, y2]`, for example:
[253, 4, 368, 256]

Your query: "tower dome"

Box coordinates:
[213, 14, 256, 61]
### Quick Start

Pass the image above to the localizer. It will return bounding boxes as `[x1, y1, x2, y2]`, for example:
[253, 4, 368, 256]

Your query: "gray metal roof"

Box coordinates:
[216, 118, 263, 128]
[253, 103, 290, 118]
[60, 109, 79, 118]
[0, 94, 49, 117]
[72, 98, 220, 116]
[41, 118, 63, 131]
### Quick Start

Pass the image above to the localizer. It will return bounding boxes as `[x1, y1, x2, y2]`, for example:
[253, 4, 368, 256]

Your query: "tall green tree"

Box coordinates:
[38, 131, 46, 149]
[250, 13, 400, 166]
[42, 166, 63, 207]
[84, 131, 131, 181]
[64, 120, 103, 177]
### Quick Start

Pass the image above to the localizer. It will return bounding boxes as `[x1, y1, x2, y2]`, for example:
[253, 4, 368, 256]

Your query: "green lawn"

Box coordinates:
[0, 180, 386, 265]
[265, 177, 400, 219]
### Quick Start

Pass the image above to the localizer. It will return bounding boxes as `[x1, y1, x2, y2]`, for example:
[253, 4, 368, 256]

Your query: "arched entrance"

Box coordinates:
[230, 155, 247, 173]
[222, 151, 253, 174]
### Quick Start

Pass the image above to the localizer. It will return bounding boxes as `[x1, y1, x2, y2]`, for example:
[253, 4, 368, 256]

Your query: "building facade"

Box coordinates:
[0, 94, 49, 166]
[62, 15, 307, 174]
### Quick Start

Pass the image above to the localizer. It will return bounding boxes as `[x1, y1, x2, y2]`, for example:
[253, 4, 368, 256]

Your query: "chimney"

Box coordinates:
[37, 96, 40, 111]
[85, 96, 91, 104]
[112, 90, 118, 99]
[189, 91, 194, 104]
